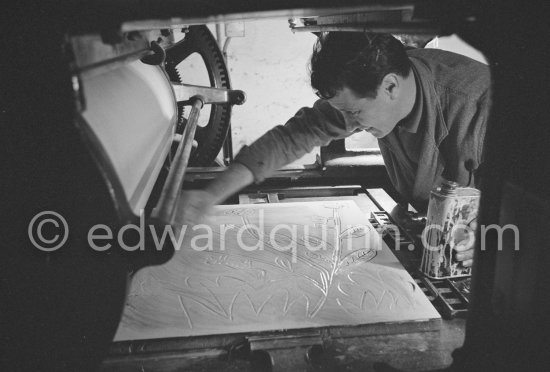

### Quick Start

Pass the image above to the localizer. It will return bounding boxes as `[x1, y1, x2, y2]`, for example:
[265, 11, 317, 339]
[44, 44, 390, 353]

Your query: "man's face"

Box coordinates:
[327, 86, 399, 138]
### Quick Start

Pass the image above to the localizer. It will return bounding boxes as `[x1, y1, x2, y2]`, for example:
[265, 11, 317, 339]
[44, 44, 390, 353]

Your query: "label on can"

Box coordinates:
[420, 187, 480, 279]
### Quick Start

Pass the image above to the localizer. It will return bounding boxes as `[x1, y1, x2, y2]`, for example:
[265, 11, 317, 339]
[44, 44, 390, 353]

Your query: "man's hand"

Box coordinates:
[455, 242, 474, 267]
[173, 162, 255, 227]
[453, 221, 477, 268]
[174, 190, 216, 227]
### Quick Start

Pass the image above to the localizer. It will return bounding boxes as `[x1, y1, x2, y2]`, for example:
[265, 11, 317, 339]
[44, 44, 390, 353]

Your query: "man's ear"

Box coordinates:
[382, 73, 399, 99]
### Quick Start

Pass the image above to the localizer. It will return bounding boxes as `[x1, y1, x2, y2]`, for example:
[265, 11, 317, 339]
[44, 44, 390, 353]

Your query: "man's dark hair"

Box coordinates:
[310, 32, 411, 99]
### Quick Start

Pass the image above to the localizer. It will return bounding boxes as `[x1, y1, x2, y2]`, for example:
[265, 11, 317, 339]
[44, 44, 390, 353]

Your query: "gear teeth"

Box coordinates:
[164, 25, 232, 166]
[164, 59, 186, 133]
[190, 26, 232, 166]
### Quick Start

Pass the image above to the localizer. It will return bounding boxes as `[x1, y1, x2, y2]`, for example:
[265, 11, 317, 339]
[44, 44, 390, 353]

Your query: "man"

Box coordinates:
[177, 32, 491, 267]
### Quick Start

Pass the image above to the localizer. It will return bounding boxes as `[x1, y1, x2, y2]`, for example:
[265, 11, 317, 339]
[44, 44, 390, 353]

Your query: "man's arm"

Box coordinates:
[175, 99, 352, 226]
[234, 99, 352, 183]
[203, 162, 254, 204]
[174, 162, 253, 226]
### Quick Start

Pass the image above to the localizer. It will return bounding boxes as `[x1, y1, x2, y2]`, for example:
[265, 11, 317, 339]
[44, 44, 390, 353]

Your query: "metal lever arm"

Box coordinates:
[151, 95, 204, 224]
[172, 83, 246, 105]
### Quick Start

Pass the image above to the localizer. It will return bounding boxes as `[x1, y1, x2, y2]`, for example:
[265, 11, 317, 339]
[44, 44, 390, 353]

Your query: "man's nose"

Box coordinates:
[343, 114, 358, 130]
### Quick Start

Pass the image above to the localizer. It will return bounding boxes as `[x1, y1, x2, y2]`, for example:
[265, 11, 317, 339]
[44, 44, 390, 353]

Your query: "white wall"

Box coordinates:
[223, 19, 319, 166]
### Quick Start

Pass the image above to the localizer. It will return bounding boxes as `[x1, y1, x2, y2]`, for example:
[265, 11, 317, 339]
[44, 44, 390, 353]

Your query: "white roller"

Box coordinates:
[81, 60, 177, 214]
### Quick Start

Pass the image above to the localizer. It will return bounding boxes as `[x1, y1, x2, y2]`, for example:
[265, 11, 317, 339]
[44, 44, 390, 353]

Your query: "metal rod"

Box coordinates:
[291, 23, 440, 35]
[221, 36, 234, 165]
[172, 83, 246, 105]
[152, 96, 204, 223]
[215, 23, 223, 49]
[222, 37, 232, 60]
[78, 49, 153, 79]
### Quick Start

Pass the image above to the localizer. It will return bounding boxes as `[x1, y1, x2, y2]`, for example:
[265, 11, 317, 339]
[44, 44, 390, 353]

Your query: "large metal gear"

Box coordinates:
[165, 25, 232, 167]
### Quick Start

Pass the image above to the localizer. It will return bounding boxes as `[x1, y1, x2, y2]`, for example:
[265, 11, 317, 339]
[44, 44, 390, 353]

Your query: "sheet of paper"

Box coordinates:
[115, 201, 439, 341]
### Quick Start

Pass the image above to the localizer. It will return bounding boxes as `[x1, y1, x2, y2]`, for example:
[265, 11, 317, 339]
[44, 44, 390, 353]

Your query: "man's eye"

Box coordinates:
[342, 110, 360, 118]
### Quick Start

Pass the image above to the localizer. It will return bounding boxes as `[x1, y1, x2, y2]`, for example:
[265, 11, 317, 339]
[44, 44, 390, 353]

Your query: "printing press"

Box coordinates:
[2, 1, 550, 371]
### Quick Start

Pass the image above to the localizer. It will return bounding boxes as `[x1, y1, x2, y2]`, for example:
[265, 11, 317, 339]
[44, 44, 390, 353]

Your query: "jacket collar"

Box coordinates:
[397, 64, 423, 134]
[397, 56, 448, 146]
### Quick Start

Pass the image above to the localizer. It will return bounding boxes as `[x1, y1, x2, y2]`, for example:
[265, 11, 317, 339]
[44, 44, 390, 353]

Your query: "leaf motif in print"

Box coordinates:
[335, 248, 377, 274]
[274, 256, 293, 272]
[340, 225, 371, 239]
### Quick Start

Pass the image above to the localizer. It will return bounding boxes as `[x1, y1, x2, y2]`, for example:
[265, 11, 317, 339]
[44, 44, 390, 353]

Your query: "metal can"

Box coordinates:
[420, 180, 481, 279]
